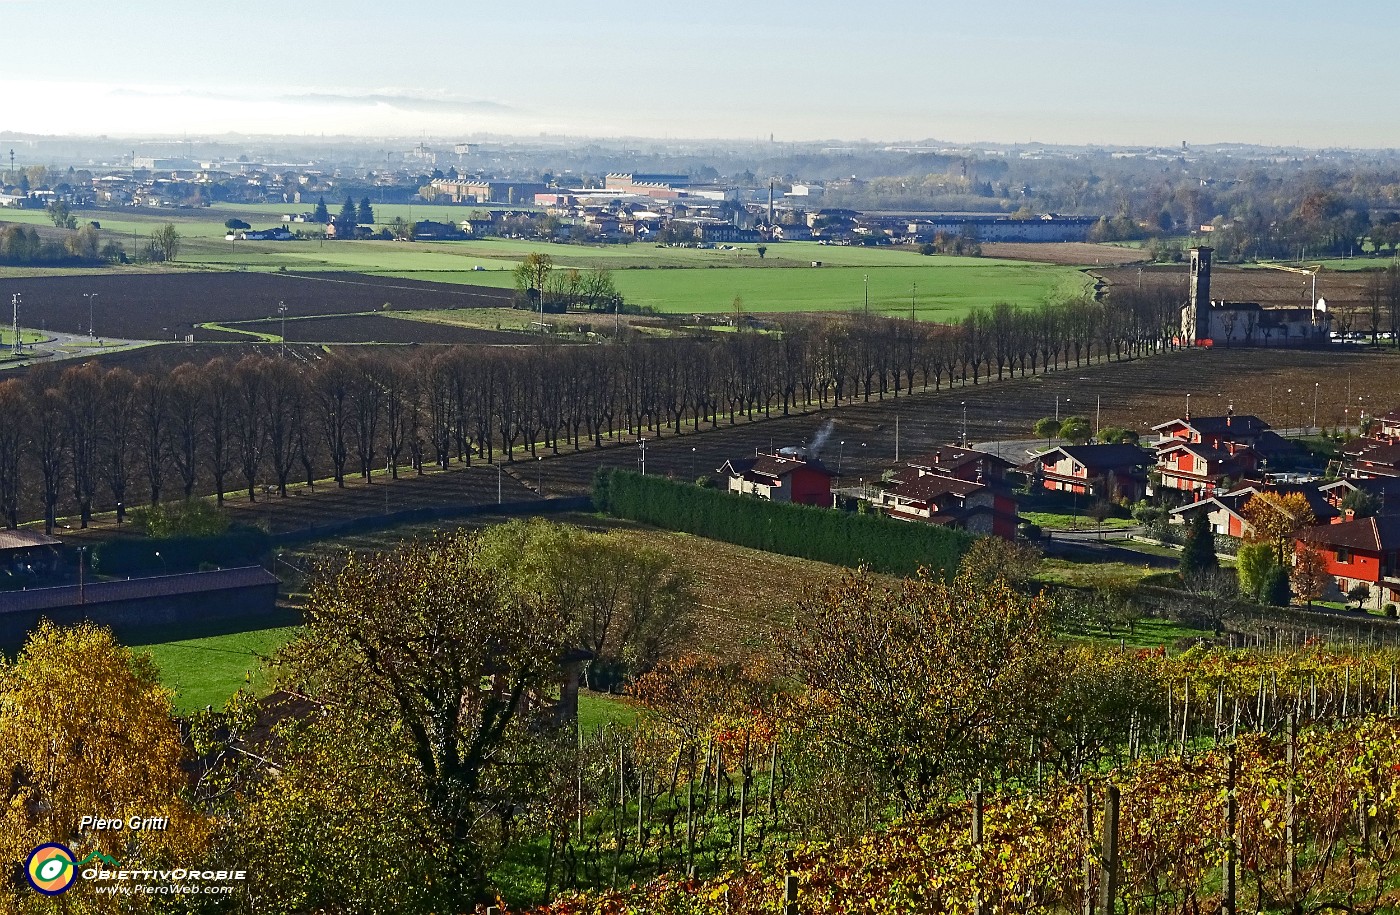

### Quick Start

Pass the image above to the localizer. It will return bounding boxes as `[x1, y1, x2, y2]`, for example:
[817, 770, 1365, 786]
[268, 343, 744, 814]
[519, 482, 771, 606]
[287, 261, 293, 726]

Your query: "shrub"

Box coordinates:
[1385, 603, 1397, 618]
[593, 468, 972, 578]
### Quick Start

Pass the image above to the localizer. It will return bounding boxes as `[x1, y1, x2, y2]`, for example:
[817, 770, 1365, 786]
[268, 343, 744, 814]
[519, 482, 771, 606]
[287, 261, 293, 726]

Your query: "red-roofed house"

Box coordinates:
[1297, 515, 1400, 608]
[874, 448, 1019, 538]
[1024, 444, 1154, 501]
[717, 452, 833, 506]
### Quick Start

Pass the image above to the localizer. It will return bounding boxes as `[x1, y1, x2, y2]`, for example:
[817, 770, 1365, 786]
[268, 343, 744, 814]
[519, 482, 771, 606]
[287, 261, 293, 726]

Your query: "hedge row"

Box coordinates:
[91, 527, 272, 576]
[593, 469, 973, 577]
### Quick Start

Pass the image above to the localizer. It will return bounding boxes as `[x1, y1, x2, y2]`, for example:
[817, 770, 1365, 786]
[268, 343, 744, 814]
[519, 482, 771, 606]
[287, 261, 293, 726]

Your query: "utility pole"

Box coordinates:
[278, 301, 288, 358]
[895, 415, 900, 463]
[911, 282, 916, 321]
[1096, 395, 1101, 437]
[863, 273, 869, 315]
[10, 293, 19, 355]
[961, 401, 968, 446]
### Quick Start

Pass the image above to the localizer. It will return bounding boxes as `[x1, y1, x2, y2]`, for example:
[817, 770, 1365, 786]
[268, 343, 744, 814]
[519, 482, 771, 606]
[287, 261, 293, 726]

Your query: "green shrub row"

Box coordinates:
[593, 469, 973, 577]
[91, 527, 272, 576]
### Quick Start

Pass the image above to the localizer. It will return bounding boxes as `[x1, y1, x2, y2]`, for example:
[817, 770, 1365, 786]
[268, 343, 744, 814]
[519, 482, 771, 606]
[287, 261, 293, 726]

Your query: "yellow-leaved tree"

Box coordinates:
[0, 621, 208, 913]
[1242, 491, 1317, 564]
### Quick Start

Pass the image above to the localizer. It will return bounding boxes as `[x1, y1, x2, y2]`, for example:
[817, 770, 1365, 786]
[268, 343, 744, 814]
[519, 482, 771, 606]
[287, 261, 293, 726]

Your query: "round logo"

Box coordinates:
[25, 844, 77, 895]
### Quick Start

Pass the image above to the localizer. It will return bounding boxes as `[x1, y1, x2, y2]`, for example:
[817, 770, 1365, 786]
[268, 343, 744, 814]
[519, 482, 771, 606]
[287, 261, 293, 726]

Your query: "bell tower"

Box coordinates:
[1188, 246, 1212, 342]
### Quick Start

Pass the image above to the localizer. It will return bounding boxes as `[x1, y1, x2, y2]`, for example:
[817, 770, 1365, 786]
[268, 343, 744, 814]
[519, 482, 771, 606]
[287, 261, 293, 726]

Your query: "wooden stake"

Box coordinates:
[1099, 786, 1120, 915]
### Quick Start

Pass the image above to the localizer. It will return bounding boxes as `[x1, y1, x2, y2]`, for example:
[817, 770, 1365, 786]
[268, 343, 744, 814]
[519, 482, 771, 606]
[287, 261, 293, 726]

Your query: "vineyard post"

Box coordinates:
[1180, 679, 1191, 756]
[1099, 786, 1119, 915]
[1083, 782, 1096, 915]
[1285, 715, 1296, 899]
[768, 733, 780, 819]
[612, 740, 623, 888]
[1225, 748, 1238, 915]
[1214, 683, 1224, 745]
[1343, 667, 1350, 718]
[972, 789, 985, 915]
[1256, 675, 1266, 732]
[737, 738, 748, 862]
[487, 907, 500, 915]
[637, 769, 645, 870]
[686, 744, 696, 873]
[783, 871, 800, 915]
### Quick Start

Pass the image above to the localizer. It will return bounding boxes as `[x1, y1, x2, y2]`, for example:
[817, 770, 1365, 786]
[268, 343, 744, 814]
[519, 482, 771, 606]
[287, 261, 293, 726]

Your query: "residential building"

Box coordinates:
[1025, 444, 1154, 501]
[872, 447, 1019, 538]
[1342, 438, 1400, 479]
[717, 451, 832, 506]
[1171, 481, 1339, 537]
[1297, 516, 1400, 609]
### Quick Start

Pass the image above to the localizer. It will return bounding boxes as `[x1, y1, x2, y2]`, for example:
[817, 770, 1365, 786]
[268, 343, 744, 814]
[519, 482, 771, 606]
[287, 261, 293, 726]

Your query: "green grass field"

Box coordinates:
[1, 204, 1092, 320]
[124, 620, 299, 712]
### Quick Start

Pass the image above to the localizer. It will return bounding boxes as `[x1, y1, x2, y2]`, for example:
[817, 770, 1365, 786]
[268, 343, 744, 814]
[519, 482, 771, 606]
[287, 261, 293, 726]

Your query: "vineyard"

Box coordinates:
[479, 646, 1400, 914]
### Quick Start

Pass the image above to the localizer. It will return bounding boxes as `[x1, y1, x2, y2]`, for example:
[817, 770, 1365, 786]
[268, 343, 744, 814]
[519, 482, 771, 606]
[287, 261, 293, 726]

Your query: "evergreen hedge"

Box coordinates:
[91, 527, 272, 576]
[593, 469, 973, 577]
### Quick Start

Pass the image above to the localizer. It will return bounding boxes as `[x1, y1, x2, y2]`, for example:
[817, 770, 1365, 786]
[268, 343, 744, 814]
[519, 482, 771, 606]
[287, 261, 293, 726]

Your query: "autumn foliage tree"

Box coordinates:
[237, 530, 573, 909]
[1242, 491, 1317, 564]
[0, 622, 208, 914]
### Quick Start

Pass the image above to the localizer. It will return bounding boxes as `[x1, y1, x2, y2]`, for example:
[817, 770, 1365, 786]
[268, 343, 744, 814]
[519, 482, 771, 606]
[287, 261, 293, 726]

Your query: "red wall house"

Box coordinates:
[1154, 441, 1259, 496]
[1025, 444, 1153, 501]
[876, 475, 1019, 539]
[1296, 516, 1400, 608]
[718, 453, 833, 506]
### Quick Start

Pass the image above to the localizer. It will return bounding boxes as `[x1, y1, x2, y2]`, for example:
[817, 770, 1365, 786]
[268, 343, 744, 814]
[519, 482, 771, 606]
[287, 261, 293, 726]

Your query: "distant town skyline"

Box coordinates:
[5, 0, 1397, 149]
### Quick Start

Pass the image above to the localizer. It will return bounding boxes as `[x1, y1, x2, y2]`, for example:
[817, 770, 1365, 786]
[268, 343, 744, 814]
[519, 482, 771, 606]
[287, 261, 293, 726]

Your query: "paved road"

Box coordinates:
[0, 331, 153, 369]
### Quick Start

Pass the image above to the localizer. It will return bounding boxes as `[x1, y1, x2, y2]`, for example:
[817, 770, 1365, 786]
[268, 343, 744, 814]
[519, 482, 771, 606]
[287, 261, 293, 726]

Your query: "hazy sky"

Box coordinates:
[5, 0, 1396, 147]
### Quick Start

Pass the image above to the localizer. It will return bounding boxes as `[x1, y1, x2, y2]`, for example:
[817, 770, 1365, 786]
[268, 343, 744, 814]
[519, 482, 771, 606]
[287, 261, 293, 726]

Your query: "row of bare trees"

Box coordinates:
[0, 286, 1184, 531]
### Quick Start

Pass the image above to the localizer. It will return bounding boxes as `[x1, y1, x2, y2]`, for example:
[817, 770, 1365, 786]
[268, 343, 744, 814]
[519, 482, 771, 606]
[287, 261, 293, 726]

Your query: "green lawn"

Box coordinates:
[1022, 511, 1137, 531]
[123, 619, 299, 712]
[1071, 616, 1212, 651]
[0, 328, 44, 346]
[1036, 558, 1162, 590]
[578, 691, 639, 736]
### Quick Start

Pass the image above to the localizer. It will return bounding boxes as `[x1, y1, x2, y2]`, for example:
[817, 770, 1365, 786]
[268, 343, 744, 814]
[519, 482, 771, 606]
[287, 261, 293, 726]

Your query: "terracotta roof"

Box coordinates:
[905, 447, 1013, 473]
[1302, 516, 1400, 553]
[1343, 437, 1400, 468]
[890, 475, 985, 503]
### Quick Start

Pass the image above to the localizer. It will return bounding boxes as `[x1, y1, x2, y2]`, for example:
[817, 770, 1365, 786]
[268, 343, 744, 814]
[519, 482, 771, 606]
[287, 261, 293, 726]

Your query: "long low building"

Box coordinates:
[0, 565, 280, 647]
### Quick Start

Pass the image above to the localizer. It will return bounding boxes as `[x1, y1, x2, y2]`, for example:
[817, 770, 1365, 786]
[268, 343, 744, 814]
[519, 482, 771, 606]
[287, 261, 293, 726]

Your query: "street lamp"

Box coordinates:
[82, 293, 98, 338]
[1313, 382, 1319, 432]
[961, 401, 967, 445]
[278, 301, 288, 358]
[691, 446, 697, 478]
[497, 462, 503, 504]
[537, 455, 543, 495]
[838, 440, 846, 480]
[76, 547, 87, 605]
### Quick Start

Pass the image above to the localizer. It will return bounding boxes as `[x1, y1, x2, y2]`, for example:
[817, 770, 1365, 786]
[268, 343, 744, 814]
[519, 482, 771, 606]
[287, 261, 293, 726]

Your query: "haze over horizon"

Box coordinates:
[5, 0, 1398, 149]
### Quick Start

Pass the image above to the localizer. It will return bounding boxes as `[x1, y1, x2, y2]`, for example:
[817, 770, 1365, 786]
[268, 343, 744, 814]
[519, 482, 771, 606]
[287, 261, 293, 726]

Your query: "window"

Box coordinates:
[1336, 548, 1352, 564]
